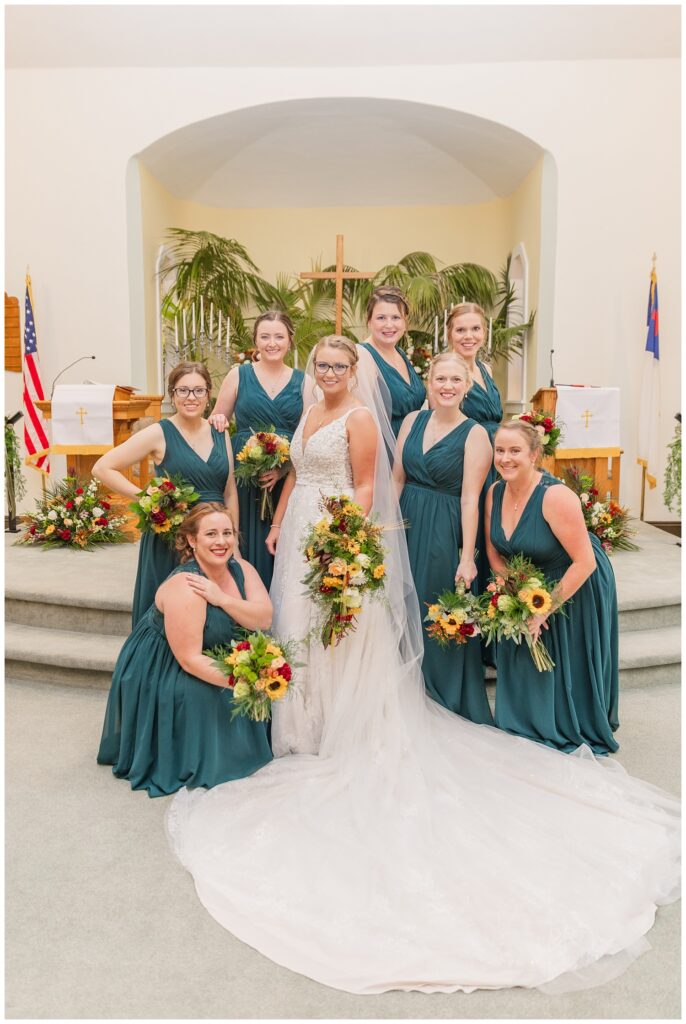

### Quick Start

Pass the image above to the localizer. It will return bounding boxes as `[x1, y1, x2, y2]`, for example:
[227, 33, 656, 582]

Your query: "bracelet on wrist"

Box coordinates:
[272, 523, 282, 530]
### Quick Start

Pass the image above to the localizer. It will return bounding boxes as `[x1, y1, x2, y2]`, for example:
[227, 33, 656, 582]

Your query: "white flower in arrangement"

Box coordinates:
[355, 553, 371, 568]
[64, 518, 73, 527]
[91, 507, 103, 518]
[349, 572, 366, 587]
[592, 501, 605, 514]
[526, 577, 543, 588]
[579, 493, 589, 504]
[342, 587, 361, 604]
[497, 594, 515, 612]
[235, 650, 252, 665]
[138, 495, 153, 511]
[47, 510, 58, 521]
[74, 496, 84, 505]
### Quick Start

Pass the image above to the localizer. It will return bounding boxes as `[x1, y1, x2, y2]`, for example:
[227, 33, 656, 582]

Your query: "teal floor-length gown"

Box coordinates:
[232, 363, 304, 589]
[360, 343, 426, 437]
[400, 411, 493, 724]
[98, 558, 272, 797]
[131, 420, 230, 627]
[462, 359, 503, 594]
[490, 472, 620, 755]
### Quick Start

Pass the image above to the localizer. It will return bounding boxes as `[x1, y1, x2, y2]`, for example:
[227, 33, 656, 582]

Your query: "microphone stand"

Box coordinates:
[50, 356, 96, 398]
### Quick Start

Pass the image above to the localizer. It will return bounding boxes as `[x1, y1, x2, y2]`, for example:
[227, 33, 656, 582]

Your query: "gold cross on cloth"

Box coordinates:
[75, 407, 88, 425]
[300, 235, 375, 333]
[581, 409, 593, 428]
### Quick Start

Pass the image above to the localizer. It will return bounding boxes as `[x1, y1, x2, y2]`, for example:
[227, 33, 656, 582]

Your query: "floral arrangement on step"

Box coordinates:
[19, 477, 127, 550]
[302, 494, 386, 647]
[129, 474, 199, 545]
[425, 578, 481, 647]
[476, 555, 563, 672]
[205, 630, 296, 722]
[512, 409, 562, 457]
[235, 428, 291, 520]
[563, 466, 639, 555]
[403, 339, 433, 380]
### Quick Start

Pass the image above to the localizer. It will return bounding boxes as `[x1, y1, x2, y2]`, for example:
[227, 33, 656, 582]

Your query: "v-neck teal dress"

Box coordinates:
[490, 472, 620, 755]
[400, 411, 493, 724]
[360, 343, 426, 437]
[98, 558, 272, 797]
[232, 363, 304, 589]
[131, 419, 230, 627]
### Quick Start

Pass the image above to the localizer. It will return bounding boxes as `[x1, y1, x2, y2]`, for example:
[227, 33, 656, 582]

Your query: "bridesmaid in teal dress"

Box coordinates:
[97, 503, 273, 797]
[209, 311, 304, 589]
[448, 303, 503, 594]
[394, 353, 494, 723]
[485, 421, 619, 755]
[359, 286, 426, 437]
[93, 363, 238, 626]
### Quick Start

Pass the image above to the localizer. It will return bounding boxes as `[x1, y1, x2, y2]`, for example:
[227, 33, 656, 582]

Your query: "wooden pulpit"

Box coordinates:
[35, 386, 163, 537]
[531, 388, 622, 500]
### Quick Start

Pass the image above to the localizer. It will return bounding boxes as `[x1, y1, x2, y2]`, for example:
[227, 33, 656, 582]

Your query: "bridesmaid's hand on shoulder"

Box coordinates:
[184, 574, 226, 608]
[208, 412, 228, 432]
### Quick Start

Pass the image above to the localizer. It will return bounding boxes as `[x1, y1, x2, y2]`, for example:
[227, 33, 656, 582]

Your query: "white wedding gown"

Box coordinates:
[167, 410, 680, 995]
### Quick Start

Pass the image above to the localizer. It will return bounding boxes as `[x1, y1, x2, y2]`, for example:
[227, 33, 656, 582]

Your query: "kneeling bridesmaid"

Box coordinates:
[485, 421, 619, 754]
[395, 353, 494, 724]
[97, 503, 273, 797]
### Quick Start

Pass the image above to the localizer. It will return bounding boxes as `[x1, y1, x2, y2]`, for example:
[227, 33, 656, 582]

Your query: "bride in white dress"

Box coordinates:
[167, 337, 679, 996]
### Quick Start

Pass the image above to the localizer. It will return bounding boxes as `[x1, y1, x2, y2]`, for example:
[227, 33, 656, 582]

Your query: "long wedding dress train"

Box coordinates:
[167, 410, 680, 995]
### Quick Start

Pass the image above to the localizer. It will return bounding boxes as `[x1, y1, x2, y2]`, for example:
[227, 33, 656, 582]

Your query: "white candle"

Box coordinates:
[488, 318, 493, 354]
[209, 302, 214, 338]
[183, 308, 187, 342]
[434, 315, 439, 355]
[443, 308, 448, 348]
[226, 316, 230, 354]
[200, 295, 204, 333]
[217, 310, 222, 353]
[175, 316, 179, 351]
[192, 303, 196, 338]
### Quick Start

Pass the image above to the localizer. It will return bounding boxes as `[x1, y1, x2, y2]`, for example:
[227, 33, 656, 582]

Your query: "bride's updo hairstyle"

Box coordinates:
[312, 335, 359, 387]
[175, 502, 235, 563]
[495, 420, 543, 463]
[427, 351, 473, 391]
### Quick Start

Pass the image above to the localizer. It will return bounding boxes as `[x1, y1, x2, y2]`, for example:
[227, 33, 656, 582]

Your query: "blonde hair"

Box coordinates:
[175, 502, 235, 563]
[446, 302, 488, 339]
[167, 362, 212, 401]
[495, 420, 542, 457]
[313, 335, 359, 367]
[427, 351, 473, 391]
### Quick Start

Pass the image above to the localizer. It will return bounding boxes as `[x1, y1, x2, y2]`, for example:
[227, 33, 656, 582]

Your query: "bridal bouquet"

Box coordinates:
[513, 409, 562, 457]
[563, 466, 639, 555]
[235, 428, 291, 520]
[205, 630, 295, 722]
[476, 555, 561, 672]
[302, 494, 386, 647]
[129, 474, 199, 545]
[19, 476, 127, 550]
[425, 579, 481, 647]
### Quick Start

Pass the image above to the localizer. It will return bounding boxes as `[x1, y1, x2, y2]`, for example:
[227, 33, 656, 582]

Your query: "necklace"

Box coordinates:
[509, 473, 538, 512]
[256, 365, 289, 398]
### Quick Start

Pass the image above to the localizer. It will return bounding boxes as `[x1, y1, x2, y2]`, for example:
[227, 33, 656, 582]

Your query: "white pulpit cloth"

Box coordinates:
[52, 384, 116, 446]
[555, 386, 620, 448]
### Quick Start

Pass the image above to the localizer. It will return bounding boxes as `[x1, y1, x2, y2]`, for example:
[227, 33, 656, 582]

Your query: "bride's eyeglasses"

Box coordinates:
[313, 362, 350, 377]
[173, 387, 209, 398]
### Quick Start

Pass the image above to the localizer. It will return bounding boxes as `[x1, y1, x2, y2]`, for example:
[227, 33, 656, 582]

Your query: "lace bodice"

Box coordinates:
[290, 407, 356, 493]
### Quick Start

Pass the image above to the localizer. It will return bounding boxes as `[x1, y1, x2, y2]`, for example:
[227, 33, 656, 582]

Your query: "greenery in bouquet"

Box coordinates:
[563, 466, 639, 555]
[476, 554, 562, 672]
[129, 474, 199, 546]
[235, 428, 291, 520]
[663, 417, 681, 517]
[425, 578, 481, 647]
[205, 630, 296, 722]
[513, 409, 562, 457]
[19, 477, 127, 550]
[302, 494, 386, 648]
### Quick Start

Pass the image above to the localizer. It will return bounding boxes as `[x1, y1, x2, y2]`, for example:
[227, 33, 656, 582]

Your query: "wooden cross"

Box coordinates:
[300, 234, 375, 333]
[75, 407, 88, 425]
[581, 409, 593, 428]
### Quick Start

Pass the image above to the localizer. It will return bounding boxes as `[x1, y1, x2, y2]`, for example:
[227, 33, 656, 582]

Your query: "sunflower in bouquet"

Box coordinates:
[425, 578, 481, 647]
[205, 631, 296, 722]
[476, 554, 563, 672]
[235, 428, 291, 520]
[302, 494, 386, 647]
[129, 474, 199, 546]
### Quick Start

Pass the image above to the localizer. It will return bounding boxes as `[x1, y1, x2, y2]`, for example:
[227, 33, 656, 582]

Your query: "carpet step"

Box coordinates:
[5, 623, 124, 690]
[5, 596, 131, 637]
[617, 626, 682, 688]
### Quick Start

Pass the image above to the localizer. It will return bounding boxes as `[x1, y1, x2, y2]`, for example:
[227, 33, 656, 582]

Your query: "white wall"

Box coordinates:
[6, 59, 679, 519]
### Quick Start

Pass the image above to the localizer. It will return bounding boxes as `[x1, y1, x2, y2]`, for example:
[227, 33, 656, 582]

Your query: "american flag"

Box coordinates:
[22, 275, 50, 474]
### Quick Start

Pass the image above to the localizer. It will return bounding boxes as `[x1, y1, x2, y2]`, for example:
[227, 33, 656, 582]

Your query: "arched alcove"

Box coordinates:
[126, 97, 557, 398]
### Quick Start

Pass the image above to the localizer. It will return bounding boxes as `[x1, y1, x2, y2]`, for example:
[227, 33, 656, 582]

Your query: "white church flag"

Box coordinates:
[51, 384, 116, 448]
[555, 386, 620, 449]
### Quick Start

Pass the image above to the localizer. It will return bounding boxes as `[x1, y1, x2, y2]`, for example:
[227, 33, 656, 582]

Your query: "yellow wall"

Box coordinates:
[139, 161, 543, 384]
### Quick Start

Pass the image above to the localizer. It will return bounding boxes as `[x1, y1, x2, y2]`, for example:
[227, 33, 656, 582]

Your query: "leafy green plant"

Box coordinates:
[664, 416, 681, 517]
[5, 416, 26, 525]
